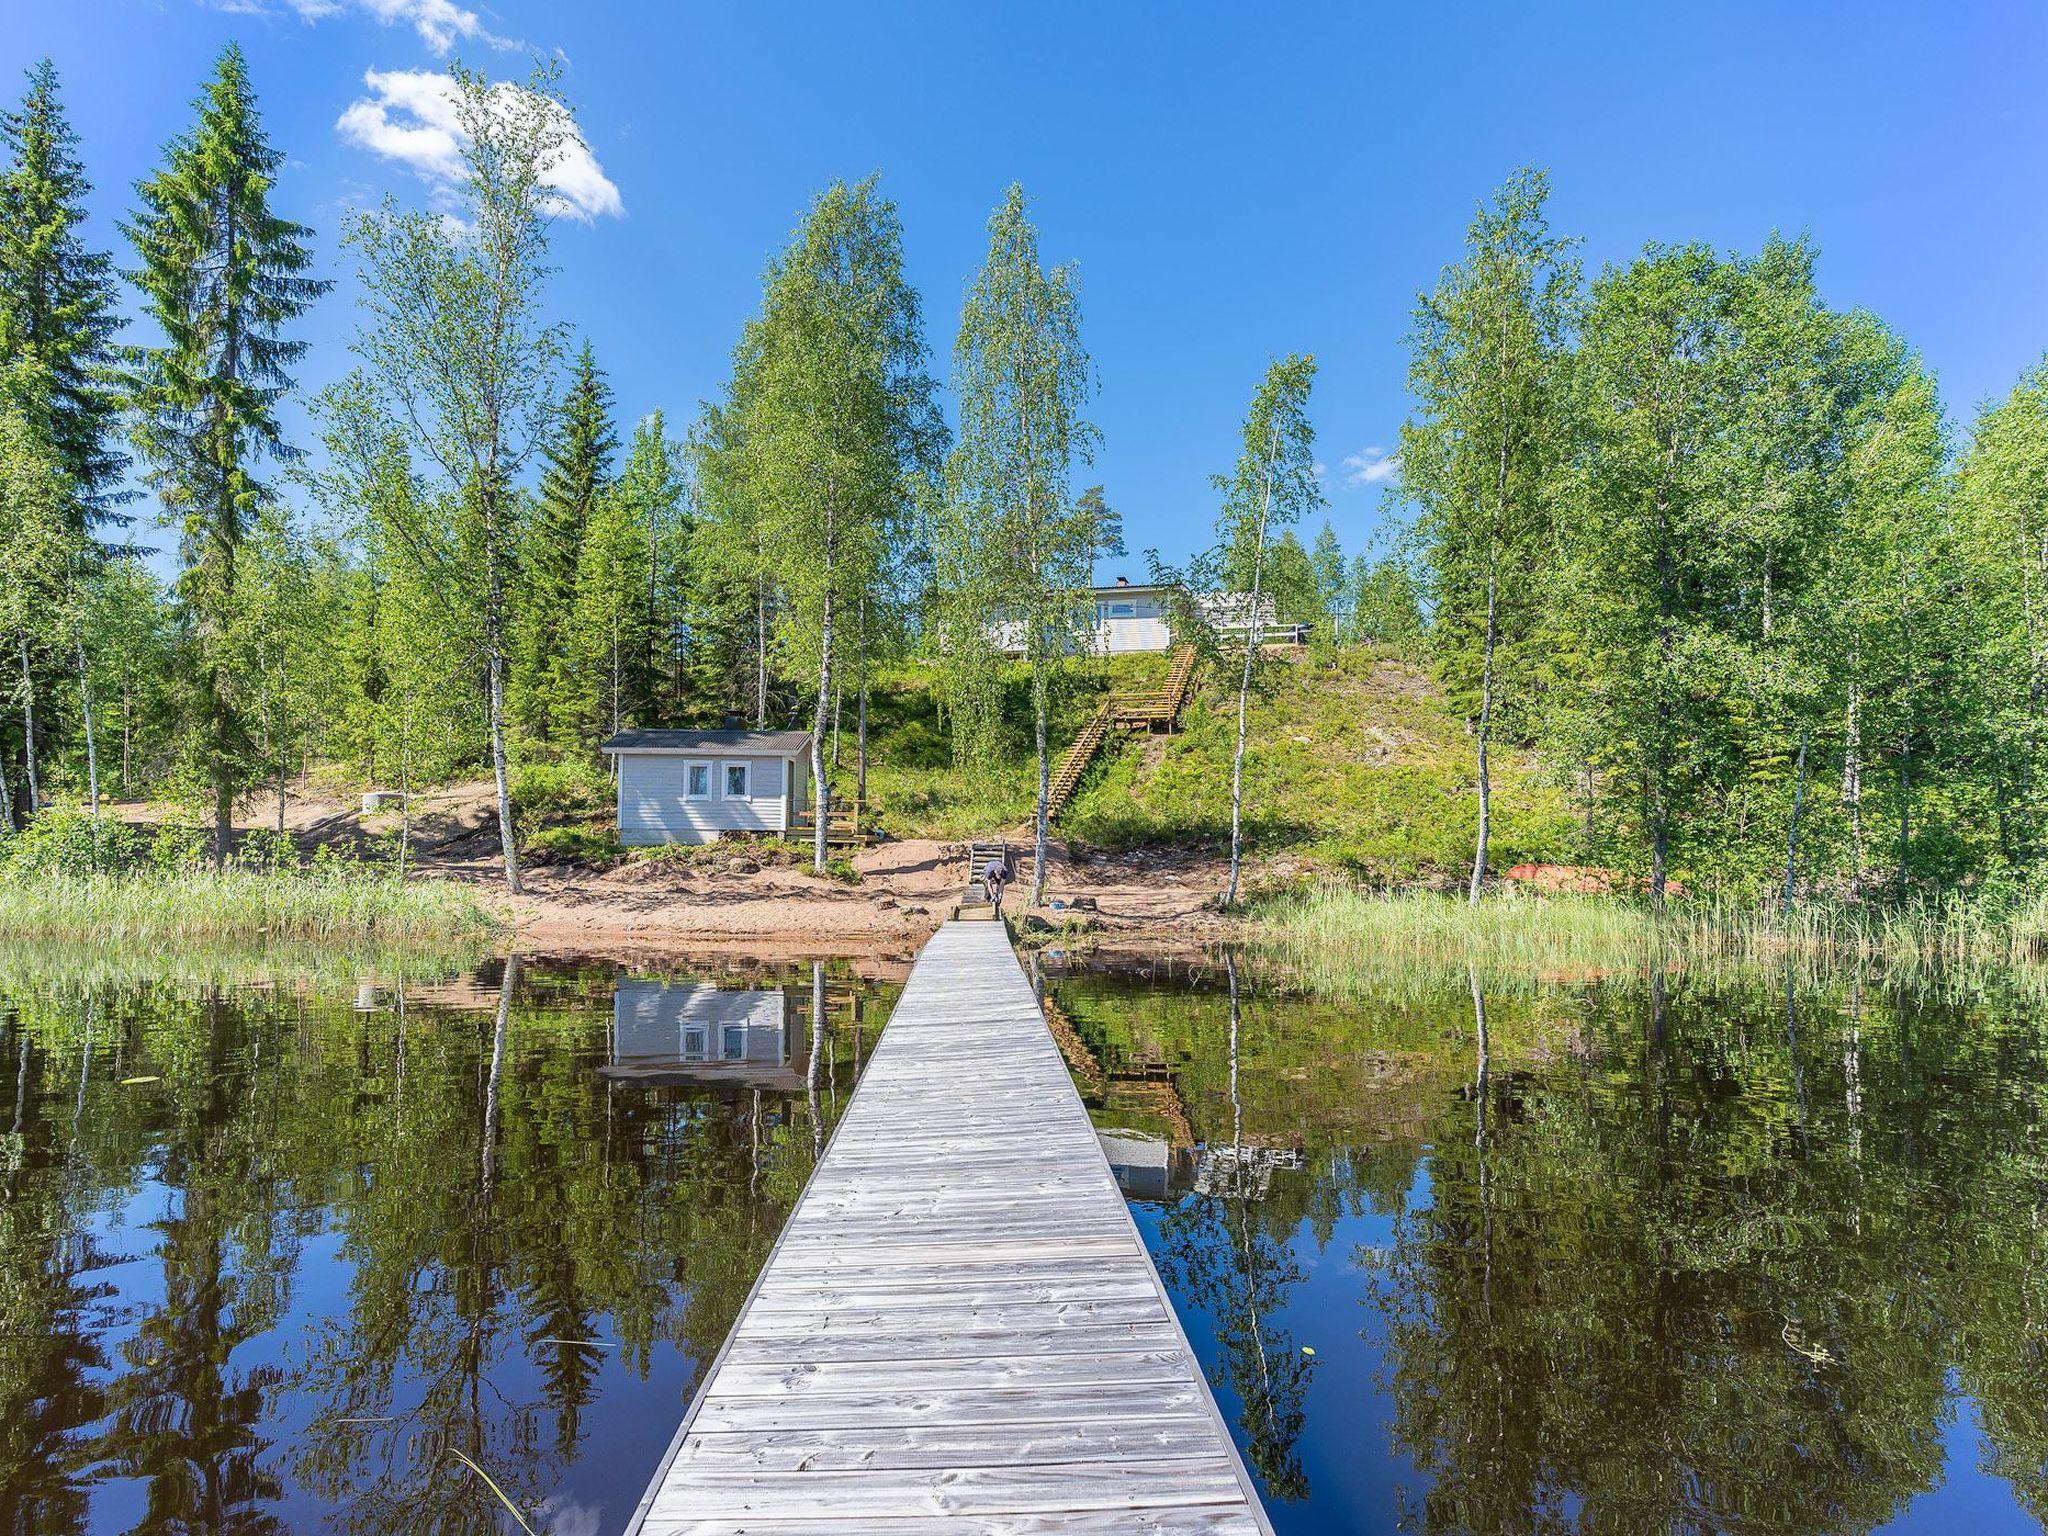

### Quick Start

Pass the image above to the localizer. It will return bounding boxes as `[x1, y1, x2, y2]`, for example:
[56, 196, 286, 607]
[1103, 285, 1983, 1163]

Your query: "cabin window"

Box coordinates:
[722, 762, 750, 799]
[683, 1025, 707, 1058]
[1104, 601, 1137, 619]
[722, 1025, 746, 1061]
[684, 762, 711, 799]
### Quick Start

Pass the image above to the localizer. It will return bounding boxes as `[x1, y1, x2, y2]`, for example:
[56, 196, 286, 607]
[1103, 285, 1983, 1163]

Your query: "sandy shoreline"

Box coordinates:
[107, 785, 1250, 961]
[470, 835, 1244, 959]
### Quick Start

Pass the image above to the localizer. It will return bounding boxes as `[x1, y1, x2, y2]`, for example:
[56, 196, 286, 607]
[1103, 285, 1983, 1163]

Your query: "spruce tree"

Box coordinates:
[0, 59, 127, 531]
[125, 44, 326, 864]
[519, 340, 616, 745]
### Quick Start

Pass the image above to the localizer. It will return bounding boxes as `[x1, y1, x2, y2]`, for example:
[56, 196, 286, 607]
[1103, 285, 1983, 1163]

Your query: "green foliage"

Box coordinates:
[337, 59, 581, 895]
[0, 807, 137, 879]
[0, 59, 127, 530]
[1350, 554, 1423, 647]
[1403, 168, 1577, 895]
[523, 823, 622, 868]
[517, 340, 619, 744]
[711, 177, 944, 869]
[944, 185, 1097, 881]
[124, 43, 326, 861]
[509, 754, 612, 815]
[1063, 648, 1574, 875]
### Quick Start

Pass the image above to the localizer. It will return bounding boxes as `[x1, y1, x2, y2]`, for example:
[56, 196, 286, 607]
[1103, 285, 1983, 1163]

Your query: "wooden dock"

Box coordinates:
[626, 920, 1274, 1535]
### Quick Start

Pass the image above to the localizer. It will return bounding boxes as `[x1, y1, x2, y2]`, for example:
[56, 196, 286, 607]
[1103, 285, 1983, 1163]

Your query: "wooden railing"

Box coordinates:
[1045, 645, 1200, 819]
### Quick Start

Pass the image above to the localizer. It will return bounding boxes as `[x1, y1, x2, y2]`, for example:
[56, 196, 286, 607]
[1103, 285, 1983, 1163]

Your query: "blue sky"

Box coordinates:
[9, 1, 2048, 574]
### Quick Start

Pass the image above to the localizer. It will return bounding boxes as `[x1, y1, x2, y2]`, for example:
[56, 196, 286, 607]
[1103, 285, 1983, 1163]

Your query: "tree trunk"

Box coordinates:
[1896, 728, 1913, 901]
[0, 728, 14, 830]
[1031, 659, 1051, 906]
[17, 632, 39, 817]
[75, 637, 99, 823]
[811, 584, 834, 874]
[398, 722, 413, 879]
[1782, 726, 1809, 910]
[1469, 567, 1497, 903]
[212, 723, 233, 870]
[485, 489, 522, 894]
[482, 951, 516, 1195]
[1842, 678, 1863, 890]
[856, 603, 870, 811]
[1226, 426, 1278, 908]
[755, 574, 769, 731]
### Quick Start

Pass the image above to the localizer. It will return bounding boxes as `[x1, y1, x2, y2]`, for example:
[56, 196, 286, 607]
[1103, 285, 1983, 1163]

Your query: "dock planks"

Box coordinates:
[627, 920, 1273, 1536]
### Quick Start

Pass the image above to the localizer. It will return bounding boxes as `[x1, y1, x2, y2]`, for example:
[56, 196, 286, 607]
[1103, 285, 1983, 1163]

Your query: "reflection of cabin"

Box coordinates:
[603, 981, 802, 1091]
[1097, 1129, 1196, 1202]
[1193, 1143, 1305, 1202]
[601, 729, 814, 846]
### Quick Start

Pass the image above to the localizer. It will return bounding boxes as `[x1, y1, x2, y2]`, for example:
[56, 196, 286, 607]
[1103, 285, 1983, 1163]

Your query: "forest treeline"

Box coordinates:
[4, 49, 2048, 905]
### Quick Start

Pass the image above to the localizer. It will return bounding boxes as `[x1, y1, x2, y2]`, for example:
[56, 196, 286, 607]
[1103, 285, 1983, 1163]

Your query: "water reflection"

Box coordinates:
[0, 954, 894, 1535]
[1047, 958, 2048, 1536]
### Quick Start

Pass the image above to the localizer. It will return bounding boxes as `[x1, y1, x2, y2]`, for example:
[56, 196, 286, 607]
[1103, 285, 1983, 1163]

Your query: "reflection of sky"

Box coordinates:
[1135, 1159, 2039, 1536]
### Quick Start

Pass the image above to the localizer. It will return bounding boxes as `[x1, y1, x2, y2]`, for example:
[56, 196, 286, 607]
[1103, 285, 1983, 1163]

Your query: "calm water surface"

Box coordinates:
[1044, 958, 2048, 1536]
[0, 954, 895, 1535]
[5, 949, 2046, 1534]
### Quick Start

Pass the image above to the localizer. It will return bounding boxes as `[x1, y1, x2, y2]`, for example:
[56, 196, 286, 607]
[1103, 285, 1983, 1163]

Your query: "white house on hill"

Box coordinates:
[988, 577, 1302, 657]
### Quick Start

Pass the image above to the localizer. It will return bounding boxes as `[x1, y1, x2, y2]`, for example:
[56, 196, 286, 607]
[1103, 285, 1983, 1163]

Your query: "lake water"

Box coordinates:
[1042, 955, 2048, 1535]
[0, 954, 895, 1535]
[2, 949, 2044, 1534]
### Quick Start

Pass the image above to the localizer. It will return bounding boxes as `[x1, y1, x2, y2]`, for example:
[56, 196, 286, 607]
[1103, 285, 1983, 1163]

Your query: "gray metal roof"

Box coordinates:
[601, 729, 814, 755]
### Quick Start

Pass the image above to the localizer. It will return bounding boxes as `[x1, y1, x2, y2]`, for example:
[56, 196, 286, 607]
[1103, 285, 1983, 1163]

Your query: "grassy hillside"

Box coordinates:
[857, 647, 1574, 882]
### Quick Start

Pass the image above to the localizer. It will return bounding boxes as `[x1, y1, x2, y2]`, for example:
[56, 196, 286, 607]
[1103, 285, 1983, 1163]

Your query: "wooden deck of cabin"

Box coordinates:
[626, 919, 1274, 1535]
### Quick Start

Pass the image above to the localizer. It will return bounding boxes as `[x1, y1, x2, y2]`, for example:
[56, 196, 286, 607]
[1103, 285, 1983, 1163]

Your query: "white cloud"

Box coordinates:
[1342, 445, 1399, 488]
[337, 68, 623, 222]
[272, 0, 520, 54]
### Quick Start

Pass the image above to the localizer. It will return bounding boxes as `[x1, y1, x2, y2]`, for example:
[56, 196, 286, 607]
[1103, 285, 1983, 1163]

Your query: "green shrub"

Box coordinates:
[235, 827, 299, 874]
[150, 820, 207, 874]
[803, 855, 860, 884]
[0, 811, 140, 881]
[525, 825, 623, 868]
[511, 757, 612, 815]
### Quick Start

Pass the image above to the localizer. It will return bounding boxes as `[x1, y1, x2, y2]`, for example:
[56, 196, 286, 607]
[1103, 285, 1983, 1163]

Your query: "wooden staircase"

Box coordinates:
[1046, 646, 1199, 818]
[955, 840, 1014, 920]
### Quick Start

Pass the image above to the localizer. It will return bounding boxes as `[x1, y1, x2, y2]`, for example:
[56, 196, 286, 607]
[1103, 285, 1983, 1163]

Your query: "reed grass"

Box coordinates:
[0, 869, 496, 951]
[1250, 883, 2048, 998]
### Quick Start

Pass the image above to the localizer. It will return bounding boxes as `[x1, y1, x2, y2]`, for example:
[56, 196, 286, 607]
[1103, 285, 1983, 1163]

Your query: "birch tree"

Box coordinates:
[341, 61, 578, 893]
[727, 178, 942, 871]
[950, 184, 1097, 903]
[1402, 168, 1577, 902]
[1212, 357, 1321, 904]
[1557, 245, 1742, 909]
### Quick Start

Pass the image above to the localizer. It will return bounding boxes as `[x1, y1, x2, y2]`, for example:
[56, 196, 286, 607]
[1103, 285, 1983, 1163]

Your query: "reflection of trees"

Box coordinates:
[92, 990, 294, 1536]
[1155, 956, 1315, 1501]
[1378, 967, 1975, 1536]
[0, 1006, 111, 1536]
[1036, 958, 2048, 1529]
[0, 958, 878, 1534]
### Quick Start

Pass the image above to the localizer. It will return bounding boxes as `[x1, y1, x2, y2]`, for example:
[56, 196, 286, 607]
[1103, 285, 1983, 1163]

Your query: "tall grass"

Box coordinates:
[1251, 883, 2048, 998]
[0, 869, 496, 951]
